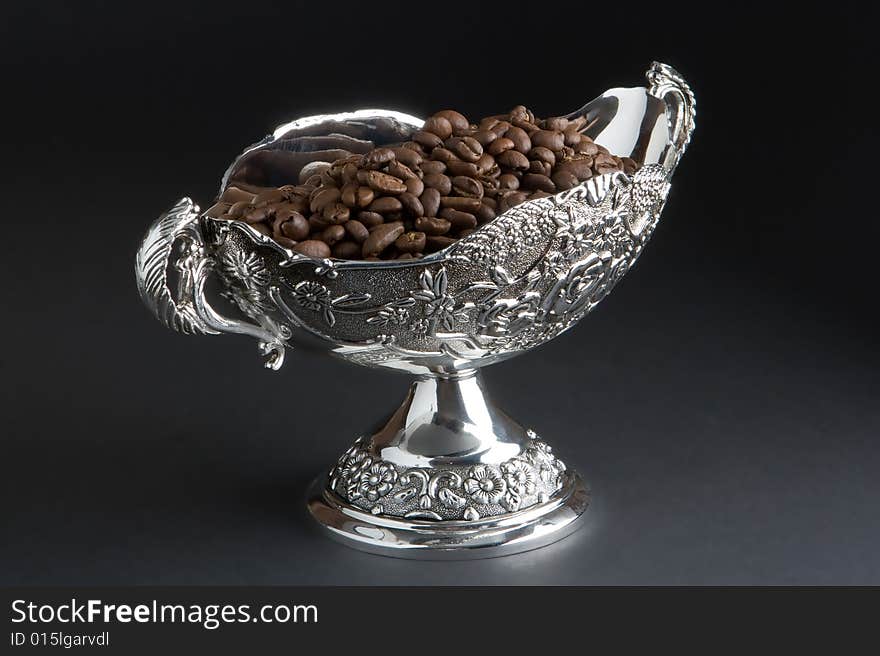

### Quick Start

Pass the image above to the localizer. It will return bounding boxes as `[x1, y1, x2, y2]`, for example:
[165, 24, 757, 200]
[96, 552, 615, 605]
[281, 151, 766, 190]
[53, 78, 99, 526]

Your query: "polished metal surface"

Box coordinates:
[135, 62, 695, 557]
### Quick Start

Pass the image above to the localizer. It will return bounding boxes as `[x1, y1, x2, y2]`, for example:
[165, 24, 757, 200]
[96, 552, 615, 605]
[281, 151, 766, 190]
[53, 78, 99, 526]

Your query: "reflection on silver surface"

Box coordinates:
[135, 62, 695, 558]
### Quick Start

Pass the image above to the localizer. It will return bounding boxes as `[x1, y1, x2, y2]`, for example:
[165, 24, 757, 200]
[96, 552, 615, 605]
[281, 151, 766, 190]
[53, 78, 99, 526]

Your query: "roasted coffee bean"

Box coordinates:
[321, 224, 346, 245]
[451, 176, 484, 199]
[362, 223, 405, 258]
[439, 207, 477, 230]
[551, 169, 579, 190]
[395, 231, 426, 253]
[489, 120, 511, 137]
[332, 241, 361, 259]
[308, 214, 330, 231]
[563, 125, 583, 147]
[530, 129, 565, 151]
[227, 200, 252, 219]
[220, 186, 256, 205]
[419, 187, 441, 217]
[420, 160, 447, 175]
[509, 105, 534, 123]
[364, 170, 407, 194]
[446, 160, 479, 177]
[274, 235, 298, 249]
[472, 129, 498, 146]
[559, 157, 594, 179]
[529, 146, 556, 166]
[398, 192, 424, 217]
[391, 147, 422, 169]
[423, 172, 452, 195]
[298, 161, 332, 185]
[305, 173, 324, 188]
[475, 153, 497, 176]
[356, 186, 374, 208]
[544, 116, 569, 131]
[363, 147, 396, 168]
[431, 147, 458, 165]
[433, 110, 469, 134]
[388, 160, 418, 180]
[497, 149, 530, 170]
[521, 173, 555, 193]
[622, 157, 638, 175]
[344, 219, 369, 243]
[441, 196, 482, 212]
[413, 130, 444, 149]
[357, 211, 384, 227]
[592, 152, 619, 174]
[414, 216, 452, 235]
[368, 196, 403, 214]
[243, 206, 271, 223]
[504, 126, 532, 153]
[205, 202, 231, 218]
[404, 176, 424, 197]
[322, 201, 350, 224]
[498, 173, 520, 190]
[447, 136, 483, 162]
[475, 200, 496, 223]
[487, 137, 514, 156]
[340, 183, 359, 208]
[425, 235, 456, 252]
[575, 136, 599, 155]
[309, 187, 341, 213]
[423, 115, 453, 139]
[293, 240, 331, 258]
[529, 160, 552, 176]
[280, 211, 310, 240]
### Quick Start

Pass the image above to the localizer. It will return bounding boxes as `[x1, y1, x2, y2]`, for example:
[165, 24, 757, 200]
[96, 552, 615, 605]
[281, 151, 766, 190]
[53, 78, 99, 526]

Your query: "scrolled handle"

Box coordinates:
[646, 61, 696, 173]
[135, 197, 288, 369]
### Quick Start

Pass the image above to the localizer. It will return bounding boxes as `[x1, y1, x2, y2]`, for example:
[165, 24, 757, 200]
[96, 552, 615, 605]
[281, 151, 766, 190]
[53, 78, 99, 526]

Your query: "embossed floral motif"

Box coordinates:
[412, 268, 469, 333]
[219, 249, 270, 287]
[501, 459, 537, 496]
[463, 465, 507, 505]
[357, 462, 398, 501]
[366, 298, 415, 327]
[292, 280, 331, 312]
[524, 441, 565, 484]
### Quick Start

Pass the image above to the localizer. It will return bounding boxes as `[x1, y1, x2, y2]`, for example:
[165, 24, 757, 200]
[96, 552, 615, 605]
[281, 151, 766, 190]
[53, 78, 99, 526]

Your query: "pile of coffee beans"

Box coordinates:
[206, 106, 639, 260]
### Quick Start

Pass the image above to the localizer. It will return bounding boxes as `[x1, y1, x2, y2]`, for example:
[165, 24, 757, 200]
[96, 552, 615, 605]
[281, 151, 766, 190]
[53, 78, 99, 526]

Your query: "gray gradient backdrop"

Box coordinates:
[1, 2, 877, 584]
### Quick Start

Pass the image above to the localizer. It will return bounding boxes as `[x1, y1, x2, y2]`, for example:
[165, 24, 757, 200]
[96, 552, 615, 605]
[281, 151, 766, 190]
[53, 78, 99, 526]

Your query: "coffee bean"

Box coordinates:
[505, 126, 532, 153]
[475, 200, 496, 223]
[414, 216, 451, 235]
[274, 235, 298, 249]
[321, 224, 346, 245]
[544, 117, 569, 131]
[340, 183, 359, 208]
[362, 223, 405, 257]
[446, 160, 479, 177]
[332, 241, 361, 259]
[297, 161, 332, 185]
[220, 186, 256, 205]
[522, 173, 555, 193]
[451, 176, 484, 199]
[529, 146, 556, 166]
[498, 173, 520, 190]
[563, 125, 583, 147]
[404, 177, 424, 197]
[395, 231, 426, 253]
[419, 187, 441, 217]
[243, 206, 271, 223]
[341, 162, 360, 184]
[622, 157, 638, 175]
[357, 211, 384, 227]
[294, 240, 331, 258]
[310, 187, 341, 213]
[250, 222, 272, 236]
[280, 211, 310, 240]
[227, 200, 252, 219]
[447, 136, 483, 162]
[487, 137, 514, 156]
[439, 208, 477, 230]
[559, 157, 594, 179]
[530, 129, 564, 151]
[365, 170, 407, 194]
[363, 147, 396, 168]
[368, 196, 403, 214]
[356, 186, 374, 208]
[423, 172, 452, 195]
[344, 219, 369, 243]
[575, 136, 599, 155]
[441, 196, 482, 212]
[497, 149, 530, 170]
[529, 160, 552, 176]
[431, 147, 459, 165]
[398, 191, 424, 217]
[551, 169, 579, 190]
[420, 160, 447, 175]
[391, 147, 422, 169]
[472, 129, 498, 146]
[413, 130, 444, 149]
[433, 110, 469, 134]
[322, 201, 350, 224]
[423, 115, 453, 139]
[388, 160, 418, 180]
[475, 154, 497, 176]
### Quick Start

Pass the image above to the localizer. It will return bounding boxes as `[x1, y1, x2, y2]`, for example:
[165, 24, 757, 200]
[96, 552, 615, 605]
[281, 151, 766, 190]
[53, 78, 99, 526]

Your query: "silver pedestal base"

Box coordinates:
[307, 472, 589, 560]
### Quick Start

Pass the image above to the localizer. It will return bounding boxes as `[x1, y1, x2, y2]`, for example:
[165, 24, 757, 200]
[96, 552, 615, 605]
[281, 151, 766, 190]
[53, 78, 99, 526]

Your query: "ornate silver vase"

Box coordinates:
[135, 62, 694, 558]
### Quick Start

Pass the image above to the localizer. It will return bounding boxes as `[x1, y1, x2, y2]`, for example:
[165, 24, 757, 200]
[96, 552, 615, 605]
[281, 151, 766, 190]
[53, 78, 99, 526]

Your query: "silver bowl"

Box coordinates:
[136, 62, 695, 558]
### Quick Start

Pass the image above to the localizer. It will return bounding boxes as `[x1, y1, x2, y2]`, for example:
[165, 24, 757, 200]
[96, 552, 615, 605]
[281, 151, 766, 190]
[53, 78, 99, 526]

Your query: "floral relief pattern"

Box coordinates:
[328, 436, 568, 520]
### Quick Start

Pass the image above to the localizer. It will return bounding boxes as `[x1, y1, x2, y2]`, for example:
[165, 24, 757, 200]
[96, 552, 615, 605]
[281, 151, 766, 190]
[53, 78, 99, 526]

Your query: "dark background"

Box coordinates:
[1, 2, 876, 584]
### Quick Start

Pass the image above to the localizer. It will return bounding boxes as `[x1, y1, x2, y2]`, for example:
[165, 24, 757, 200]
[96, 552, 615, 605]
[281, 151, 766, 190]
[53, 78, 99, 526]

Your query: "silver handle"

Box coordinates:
[647, 61, 696, 173]
[135, 197, 288, 369]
